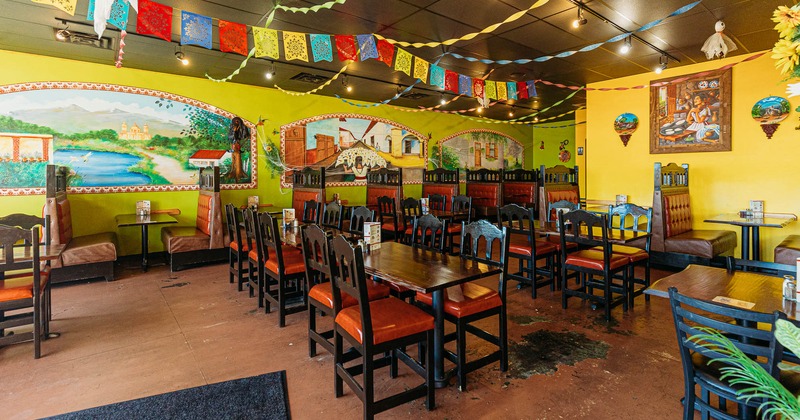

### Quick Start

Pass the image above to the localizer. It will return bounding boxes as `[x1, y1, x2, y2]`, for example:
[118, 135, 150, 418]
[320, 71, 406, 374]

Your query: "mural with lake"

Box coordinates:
[0, 82, 257, 194]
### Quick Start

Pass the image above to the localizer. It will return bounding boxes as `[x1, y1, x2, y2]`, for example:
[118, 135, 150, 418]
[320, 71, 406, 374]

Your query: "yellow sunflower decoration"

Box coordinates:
[772, 5, 800, 78]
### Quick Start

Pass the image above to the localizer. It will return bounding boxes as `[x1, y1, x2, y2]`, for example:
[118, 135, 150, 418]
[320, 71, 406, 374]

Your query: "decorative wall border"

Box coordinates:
[0, 81, 257, 195]
[279, 113, 428, 188]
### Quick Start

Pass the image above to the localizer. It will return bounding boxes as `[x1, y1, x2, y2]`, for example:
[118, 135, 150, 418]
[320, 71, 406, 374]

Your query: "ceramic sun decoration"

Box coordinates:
[751, 96, 791, 139]
[701, 21, 738, 60]
[613, 113, 639, 146]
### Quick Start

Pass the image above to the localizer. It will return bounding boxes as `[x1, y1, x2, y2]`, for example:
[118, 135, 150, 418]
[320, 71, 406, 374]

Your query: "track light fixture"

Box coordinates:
[619, 35, 631, 54]
[175, 49, 189, 66]
[265, 61, 275, 80]
[439, 93, 447, 106]
[342, 75, 352, 92]
[572, 5, 587, 28]
[654, 54, 668, 74]
[55, 26, 71, 41]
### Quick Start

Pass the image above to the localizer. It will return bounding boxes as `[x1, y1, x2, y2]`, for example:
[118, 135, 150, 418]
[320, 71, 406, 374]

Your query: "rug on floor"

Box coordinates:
[47, 371, 290, 420]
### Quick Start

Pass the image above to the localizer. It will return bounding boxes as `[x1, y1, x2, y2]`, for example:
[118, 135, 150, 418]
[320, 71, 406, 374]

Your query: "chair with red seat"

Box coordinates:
[376, 196, 401, 242]
[606, 203, 652, 306]
[410, 214, 447, 253]
[0, 225, 48, 358]
[558, 209, 630, 321]
[302, 199, 321, 224]
[427, 194, 446, 212]
[399, 197, 422, 244]
[259, 212, 307, 327]
[330, 235, 434, 419]
[497, 203, 557, 299]
[445, 195, 472, 254]
[320, 201, 344, 231]
[346, 206, 375, 237]
[225, 204, 251, 292]
[243, 209, 263, 305]
[301, 224, 390, 357]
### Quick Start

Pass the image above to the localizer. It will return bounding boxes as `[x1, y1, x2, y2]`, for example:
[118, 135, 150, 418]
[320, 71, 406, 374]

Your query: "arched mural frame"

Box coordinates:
[436, 129, 524, 176]
[0, 81, 257, 195]
[279, 113, 428, 188]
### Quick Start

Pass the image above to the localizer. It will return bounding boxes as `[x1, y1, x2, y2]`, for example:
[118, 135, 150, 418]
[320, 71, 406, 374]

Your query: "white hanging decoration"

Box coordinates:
[701, 20, 738, 60]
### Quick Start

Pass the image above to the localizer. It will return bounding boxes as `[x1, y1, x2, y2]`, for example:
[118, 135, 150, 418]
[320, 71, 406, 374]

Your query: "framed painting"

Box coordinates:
[649, 68, 731, 154]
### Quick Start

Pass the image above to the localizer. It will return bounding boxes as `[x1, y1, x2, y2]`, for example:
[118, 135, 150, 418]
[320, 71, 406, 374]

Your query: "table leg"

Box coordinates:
[141, 224, 149, 272]
[752, 227, 761, 261]
[740, 226, 750, 260]
[431, 289, 447, 388]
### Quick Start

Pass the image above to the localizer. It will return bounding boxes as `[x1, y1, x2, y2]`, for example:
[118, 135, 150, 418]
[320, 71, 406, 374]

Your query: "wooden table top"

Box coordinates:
[428, 209, 469, 219]
[539, 222, 650, 245]
[1, 243, 66, 263]
[116, 213, 178, 227]
[362, 242, 501, 294]
[645, 264, 797, 321]
[704, 213, 797, 228]
[279, 224, 357, 248]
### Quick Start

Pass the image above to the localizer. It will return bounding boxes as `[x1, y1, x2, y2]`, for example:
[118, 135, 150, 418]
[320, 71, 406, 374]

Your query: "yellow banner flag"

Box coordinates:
[485, 81, 497, 100]
[413, 57, 429, 83]
[32, 0, 77, 15]
[497, 82, 508, 100]
[253, 27, 280, 59]
[394, 48, 412, 76]
[283, 31, 309, 62]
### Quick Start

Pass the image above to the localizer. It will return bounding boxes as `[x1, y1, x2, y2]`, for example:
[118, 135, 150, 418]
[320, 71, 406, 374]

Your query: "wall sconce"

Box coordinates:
[175, 47, 189, 65]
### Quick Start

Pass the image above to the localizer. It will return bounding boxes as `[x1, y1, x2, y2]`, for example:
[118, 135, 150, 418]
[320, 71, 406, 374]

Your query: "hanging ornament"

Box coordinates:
[558, 139, 570, 162]
[613, 113, 639, 146]
[539, 141, 545, 150]
[751, 96, 790, 139]
[701, 20, 737, 60]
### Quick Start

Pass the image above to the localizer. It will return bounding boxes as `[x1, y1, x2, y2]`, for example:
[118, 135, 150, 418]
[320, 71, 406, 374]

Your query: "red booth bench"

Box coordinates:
[466, 168, 502, 219]
[538, 165, 580, 227]
[422, 168, 459, 211]
[502, 168, 539, 217]
[366, 167, 403, 210]
[291, 167, 326, 217]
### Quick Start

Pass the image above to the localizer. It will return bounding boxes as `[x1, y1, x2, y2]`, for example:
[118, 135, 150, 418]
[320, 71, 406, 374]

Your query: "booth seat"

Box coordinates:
[775, 235, 800, 265]
[502, 182, 536, 208]
[367, 186, 401, 209]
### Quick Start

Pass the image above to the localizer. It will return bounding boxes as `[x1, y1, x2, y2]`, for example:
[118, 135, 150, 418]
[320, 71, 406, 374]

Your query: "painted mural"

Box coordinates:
[433, 129, 523, 176]
[279, 114, 427, 187]
[0, 82, 256, 195]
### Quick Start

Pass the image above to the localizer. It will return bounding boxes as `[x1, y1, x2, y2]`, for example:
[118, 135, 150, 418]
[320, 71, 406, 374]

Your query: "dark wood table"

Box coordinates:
[645, 264, 797, 321]
[279, 223, 358, 248]
[116, 213, 177, 272]
[0, 243, 66, 263]
[704, 213, 796, 261]
[362, 241, 502, 387]
[539, 222, 650, 245]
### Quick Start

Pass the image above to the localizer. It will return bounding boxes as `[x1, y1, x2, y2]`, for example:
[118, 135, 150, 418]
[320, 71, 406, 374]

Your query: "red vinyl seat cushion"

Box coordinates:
[309, 281, 390, 309]
[416, 283, 501, 318]
[564, 249, 630, 271]
[336, 297, 434, 345]
[592, 245, 649, 263]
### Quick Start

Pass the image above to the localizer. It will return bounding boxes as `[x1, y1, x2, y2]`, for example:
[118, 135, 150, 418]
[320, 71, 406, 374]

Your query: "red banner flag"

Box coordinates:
[136, 0, 172, 42]
[376, 39, 394, 67]
[335, 35, 358, 62]
[473, 79, 485, 99]
[444, 70, 458, 92]
[517, 81, 529, 99]
[219, 20, 248, 56]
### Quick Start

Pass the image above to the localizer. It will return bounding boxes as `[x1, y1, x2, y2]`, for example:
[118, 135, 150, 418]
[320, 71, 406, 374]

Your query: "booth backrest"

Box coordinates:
[539, 165, 580, 224]
[198, 166, 224, 249]
[43, 165, 70, 245]
[422, 168, 459, 211]
[651, 162, 690, 252]
[291, 167, 326, 216]
[502, 168, 538, 208]
[466, 169, 502, 216]
[366, 168, 402, 208]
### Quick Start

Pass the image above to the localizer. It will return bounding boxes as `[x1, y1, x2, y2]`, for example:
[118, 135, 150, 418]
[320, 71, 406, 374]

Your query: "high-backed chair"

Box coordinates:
[0, 226, 48, 358]
[320, 201, 344, 231]
[42, 165, 117, 283]
[292, 167, 326, 217]
[502, 168, 539, 218]
[559, 210, 630, 321]
[422, 168, 459, 211]
[347, 206, 375, 237]
[259, 212, 307, 327]
[225, 203, 251, 291]
[399, 197, 423, 244]
[539, 165, 580, 228]
[161, 166, 227, 271]
[409, 214, 447, 253]
[606, 203, 652, 306]
[376, 196, 401, 242]
[465, 169, 503, 219]
[497, 203, 557, 299]
[651, 163, 736, 266]
[302, 199, 321, 224]
[427, 194, 446, 212]
[330, 235, 434, 419]
[445, 195, 472, 254]
[365, 168, 403, 211]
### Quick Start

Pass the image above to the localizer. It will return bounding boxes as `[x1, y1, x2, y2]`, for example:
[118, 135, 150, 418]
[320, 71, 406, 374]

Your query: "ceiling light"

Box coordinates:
[572, 5, 587, 28]
[619, 36, 631, 54]
[654, 54, 668, 74]
[265, 61, 275, 80]
[477, 107, 483, 114]
[534, 117, 539, 122]
[55, 27, 70, 41]
[175, 51, 189, 66]
[439, 93, 447, 106]
[508, 108, 515, 117]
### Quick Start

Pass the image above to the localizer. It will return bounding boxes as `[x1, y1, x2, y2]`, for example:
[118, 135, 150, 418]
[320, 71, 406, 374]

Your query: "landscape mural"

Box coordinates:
[433, 129, 523, 176]
[0, 82, 256, 194]
[279, 114, 427, 186]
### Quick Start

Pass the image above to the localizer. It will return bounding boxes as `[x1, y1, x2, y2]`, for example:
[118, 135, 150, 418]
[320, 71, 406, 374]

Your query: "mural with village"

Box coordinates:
[433, 130, 524, 176]
[0, 83, 254, 192]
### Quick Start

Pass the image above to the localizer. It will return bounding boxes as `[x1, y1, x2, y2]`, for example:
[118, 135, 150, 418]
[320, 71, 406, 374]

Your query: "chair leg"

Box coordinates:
[334, 331, 344, 398]
[425, 330, 435, 411]
[644, 261, 651, 302]
[457, 318, 468, 391]
[309, 306, 317, 357]
[390, 348, 398, 378]
[33, 293, 41, 359]
[228, 250, 235, 284]
[364, 354, 375, 420]
[500, 307, 508, 372]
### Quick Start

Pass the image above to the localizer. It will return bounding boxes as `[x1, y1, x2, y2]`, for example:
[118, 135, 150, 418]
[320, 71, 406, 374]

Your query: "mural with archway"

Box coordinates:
[432, 129, 524, 177]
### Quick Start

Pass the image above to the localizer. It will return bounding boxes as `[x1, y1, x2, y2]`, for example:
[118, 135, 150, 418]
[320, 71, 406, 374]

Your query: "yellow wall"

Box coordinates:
[586, 52, 800, 261]
[0, 49, 531, 255]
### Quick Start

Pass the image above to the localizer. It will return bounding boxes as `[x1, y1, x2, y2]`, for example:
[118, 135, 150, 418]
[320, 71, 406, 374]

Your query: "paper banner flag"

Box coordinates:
[444, 71, 458, 92]
[32, 0, 77, 16]
[181, 11, 212, 49]
[507, 82, 518, 100]
[376, 39, 394, 67]
[413, 57, 430, 83]
[497, 82, 508, 100]
[485, 81, 497, 100]
[137, 0, 172, 42]
[394, 48, 412, 76]
[430, 65, 445, 89]
[88, 0, 129, 31]
[253, 27, 280, 59]
[517, 81, 529, 99]
[335, 35, 358, 61]
[473, 79, 485, 98]
[219, 20, 248, 56]
[459, 75, 473, 96]
[310, 34, 333, 62]
[284, 32, 309, 62]
[526, 81, 537, 98]
[356, 34, 378, 61]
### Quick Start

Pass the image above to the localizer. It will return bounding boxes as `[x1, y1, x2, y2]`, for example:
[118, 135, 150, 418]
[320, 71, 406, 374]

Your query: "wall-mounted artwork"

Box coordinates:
[649, 68, 731, 153]
[279, 114, 427, 187]
[0, 82, 256, 195]
[434, 129, 523, 176]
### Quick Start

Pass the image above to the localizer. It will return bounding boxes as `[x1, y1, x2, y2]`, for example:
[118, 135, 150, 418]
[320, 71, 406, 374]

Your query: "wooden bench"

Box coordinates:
[651, 163, 736, 267]
[502, 168, 539, 217]
[422, 168, 459, 211]
[160, 166, 226, 271]
[775, 235, 800, 265]
[539, 165, 580, 227]
[42, 165, 118, 283]
[466, 168, 502, 219]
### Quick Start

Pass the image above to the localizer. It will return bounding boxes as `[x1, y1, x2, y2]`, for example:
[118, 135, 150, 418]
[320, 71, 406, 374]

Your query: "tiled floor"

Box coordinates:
[1, 261, 686, 419]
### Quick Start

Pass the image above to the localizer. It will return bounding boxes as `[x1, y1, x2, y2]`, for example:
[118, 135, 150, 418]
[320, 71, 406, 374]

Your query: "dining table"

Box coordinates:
[538, 222, 650, 245]
[704, 213, 797, 261]
[361, 241, 502, 388]
[116, 213, 178, 272]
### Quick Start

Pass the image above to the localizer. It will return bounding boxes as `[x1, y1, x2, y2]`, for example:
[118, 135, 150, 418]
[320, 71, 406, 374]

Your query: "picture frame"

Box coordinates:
[649, 68, 731, 154]
[577, 147, 584, 155]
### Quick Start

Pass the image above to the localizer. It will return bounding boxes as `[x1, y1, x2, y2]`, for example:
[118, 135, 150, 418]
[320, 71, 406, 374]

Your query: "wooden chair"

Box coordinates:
[243, 209, 264, 306]
[399, 197, 423, 244]
[668, 287, 799, 419]
[259, 212, 307, 327]
[558, 210, 630, 321]
[497, 203, 557, 299]
[409, 214, 447, 253]
[422, 168, 460, 211]
[320, 201, 344, 231]
[725, 256, 796, 276]
[347, 206, 375, 237]
[427, 194, 446, 212]
[330, 235, 434, 419]
[291, 167, 326, 217]
[606, 203, 652, 306]
[225, 203, 251, 292]
[302, 199, 321, 224]
[539, 165, 580, 228]
[0, 226, 47, 358]
[377, 196, 401, 242]
[445, 195, 472, 254]
[301, 224, 390, 357]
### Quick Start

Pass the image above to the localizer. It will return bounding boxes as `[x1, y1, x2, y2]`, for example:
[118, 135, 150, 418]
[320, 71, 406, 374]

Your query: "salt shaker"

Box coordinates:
[784, 275, 797, 301]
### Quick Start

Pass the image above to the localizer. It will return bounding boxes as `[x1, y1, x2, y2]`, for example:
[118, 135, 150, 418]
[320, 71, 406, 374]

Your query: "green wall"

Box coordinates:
[532, 120, 576, 170]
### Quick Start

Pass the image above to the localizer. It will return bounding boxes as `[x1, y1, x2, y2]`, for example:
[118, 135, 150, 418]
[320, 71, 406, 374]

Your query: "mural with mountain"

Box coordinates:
[0, 83, 256, 193]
